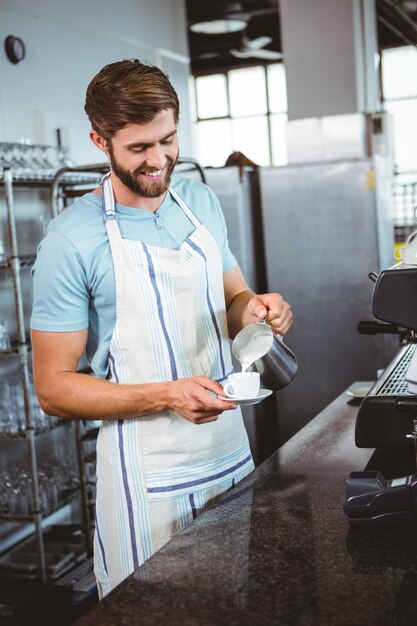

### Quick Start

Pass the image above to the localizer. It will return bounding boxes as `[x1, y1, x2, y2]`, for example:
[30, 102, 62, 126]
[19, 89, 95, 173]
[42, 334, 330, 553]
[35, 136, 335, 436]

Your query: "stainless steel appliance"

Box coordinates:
[259, 157, 398, 445]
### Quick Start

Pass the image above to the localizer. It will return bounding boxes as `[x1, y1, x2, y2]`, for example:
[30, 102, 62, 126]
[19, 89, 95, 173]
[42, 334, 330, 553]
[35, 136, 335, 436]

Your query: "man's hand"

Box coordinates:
[168, 376, 237, 424]
[246, 292, 293, 335]
[224, 266, 293, 338]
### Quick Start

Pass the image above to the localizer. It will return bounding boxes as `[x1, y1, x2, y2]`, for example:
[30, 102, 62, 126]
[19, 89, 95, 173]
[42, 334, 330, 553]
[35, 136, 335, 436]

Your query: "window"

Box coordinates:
[385, 99, 417, 174]
[382, 46, 417, 174]
[229, 67, 268, 117]
[193, 64, 288, 168]
[195, 74, 229, 119]
[382, 46, 417, 231]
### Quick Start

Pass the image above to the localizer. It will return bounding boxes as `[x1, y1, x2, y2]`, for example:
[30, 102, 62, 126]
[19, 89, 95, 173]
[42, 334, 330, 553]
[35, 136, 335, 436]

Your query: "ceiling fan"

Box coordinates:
[230, 35, 283, 60]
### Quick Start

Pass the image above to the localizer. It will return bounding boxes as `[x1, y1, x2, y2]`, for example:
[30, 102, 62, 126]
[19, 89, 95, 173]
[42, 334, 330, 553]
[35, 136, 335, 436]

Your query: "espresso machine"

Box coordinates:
[343, 263, 417, 527]
[355, 264, 417, 448]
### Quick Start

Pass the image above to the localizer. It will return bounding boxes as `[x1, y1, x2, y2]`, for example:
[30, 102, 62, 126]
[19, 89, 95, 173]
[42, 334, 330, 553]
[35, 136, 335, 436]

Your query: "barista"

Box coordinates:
[30, 59, 293, 597]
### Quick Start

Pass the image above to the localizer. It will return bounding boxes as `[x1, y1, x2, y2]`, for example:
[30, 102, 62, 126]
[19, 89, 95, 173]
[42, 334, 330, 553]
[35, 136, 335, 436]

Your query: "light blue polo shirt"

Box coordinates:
[30, 175, 237, 378]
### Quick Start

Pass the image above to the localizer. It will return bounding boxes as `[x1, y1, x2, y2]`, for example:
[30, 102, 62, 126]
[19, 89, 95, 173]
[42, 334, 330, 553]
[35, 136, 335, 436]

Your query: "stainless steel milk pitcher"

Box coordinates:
[232, 322, 298, 391]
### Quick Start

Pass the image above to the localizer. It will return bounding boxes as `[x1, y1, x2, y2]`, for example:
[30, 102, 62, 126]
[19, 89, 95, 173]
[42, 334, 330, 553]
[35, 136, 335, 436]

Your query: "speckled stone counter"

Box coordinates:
[75, 391, 417, 626]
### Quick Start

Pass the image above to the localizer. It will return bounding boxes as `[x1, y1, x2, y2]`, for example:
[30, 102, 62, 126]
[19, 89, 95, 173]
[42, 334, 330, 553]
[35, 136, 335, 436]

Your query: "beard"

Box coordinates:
[107, 144, 178, 198]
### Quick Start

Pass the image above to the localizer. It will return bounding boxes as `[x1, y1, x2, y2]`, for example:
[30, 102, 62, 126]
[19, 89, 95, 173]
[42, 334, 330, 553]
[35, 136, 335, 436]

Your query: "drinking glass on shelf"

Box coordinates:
[0, 469, 22, 515]
[32, 145, 54, 180]
[9, 382, 25, 433]
[7, 143, 28, 180]
[7, 485, 19, 516]
[15, 472, 31, 516]
[0, 382, 13, 433]
[0, 320, 11, 352]
[56, 145, 73, 169]
[0, 143, 8, 170]
[1, 143, 14, 171]
[39, 483, 49, 514]
[17, 142, 34, 179]
[0, 471, 10, 514]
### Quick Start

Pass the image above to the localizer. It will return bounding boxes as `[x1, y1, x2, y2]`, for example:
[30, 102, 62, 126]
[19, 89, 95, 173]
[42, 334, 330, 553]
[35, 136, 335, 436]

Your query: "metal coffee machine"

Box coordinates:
[355, 264, 417, 448]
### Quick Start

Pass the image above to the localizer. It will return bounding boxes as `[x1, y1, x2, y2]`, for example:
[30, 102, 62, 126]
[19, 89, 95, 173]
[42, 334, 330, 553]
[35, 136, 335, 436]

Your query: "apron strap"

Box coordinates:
[169, 187, 201, 228]
[101, 173, 117, 222]
[100, 175, 124, 258]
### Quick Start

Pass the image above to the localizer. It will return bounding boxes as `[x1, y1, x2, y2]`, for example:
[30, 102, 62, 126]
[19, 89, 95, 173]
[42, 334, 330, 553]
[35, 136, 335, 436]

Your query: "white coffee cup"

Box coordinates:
[394, 230, 417, 265]
[223, 372, 260, 400]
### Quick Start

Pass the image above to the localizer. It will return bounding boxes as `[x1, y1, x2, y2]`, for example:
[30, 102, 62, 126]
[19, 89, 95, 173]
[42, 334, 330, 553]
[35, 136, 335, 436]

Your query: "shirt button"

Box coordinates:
[158, 225, 163, 230]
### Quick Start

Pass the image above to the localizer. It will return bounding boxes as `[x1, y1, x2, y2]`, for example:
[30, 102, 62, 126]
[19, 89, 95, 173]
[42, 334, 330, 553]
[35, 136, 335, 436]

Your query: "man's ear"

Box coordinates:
[89, 130, 108, 153]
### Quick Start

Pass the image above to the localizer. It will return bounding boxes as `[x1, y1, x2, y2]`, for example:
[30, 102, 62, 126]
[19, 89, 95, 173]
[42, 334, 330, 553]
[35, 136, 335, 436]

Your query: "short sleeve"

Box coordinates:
[30, 229, 89, 331]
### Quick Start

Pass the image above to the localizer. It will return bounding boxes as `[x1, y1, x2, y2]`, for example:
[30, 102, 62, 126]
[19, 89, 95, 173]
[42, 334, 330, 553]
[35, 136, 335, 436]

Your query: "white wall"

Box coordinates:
[0, 0, 193, 162]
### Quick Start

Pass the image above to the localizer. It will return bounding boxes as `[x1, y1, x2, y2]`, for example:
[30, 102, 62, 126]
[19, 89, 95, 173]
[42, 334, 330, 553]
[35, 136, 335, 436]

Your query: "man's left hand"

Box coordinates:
[246, 293, 293, 336]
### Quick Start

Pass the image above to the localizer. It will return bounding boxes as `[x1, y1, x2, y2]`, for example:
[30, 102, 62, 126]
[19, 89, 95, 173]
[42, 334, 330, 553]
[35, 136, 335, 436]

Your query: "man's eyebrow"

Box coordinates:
[125, 129, 177, 149]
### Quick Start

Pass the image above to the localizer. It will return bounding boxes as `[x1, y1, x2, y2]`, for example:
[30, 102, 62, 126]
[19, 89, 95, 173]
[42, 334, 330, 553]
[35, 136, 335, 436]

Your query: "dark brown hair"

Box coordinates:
[84, 59, 180, 139]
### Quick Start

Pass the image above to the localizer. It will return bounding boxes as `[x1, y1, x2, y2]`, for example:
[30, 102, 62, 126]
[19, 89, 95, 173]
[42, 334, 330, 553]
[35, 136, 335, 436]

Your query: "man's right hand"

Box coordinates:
[167, 376, 237, 424]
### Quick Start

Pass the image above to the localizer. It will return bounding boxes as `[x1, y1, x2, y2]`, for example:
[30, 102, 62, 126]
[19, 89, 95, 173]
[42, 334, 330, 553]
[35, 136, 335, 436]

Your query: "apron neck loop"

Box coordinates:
[101, 173, 117, 221]
[169, 187, 201, 228]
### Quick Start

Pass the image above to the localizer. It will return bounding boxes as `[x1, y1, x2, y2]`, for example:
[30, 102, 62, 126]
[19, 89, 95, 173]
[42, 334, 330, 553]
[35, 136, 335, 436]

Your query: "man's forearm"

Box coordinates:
[36, 371, 173, 421]
[226, 289, 256, 339]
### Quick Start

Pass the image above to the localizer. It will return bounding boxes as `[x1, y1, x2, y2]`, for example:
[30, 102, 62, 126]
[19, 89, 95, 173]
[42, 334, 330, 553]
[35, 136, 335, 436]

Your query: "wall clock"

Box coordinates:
[5, 35, 26, 64]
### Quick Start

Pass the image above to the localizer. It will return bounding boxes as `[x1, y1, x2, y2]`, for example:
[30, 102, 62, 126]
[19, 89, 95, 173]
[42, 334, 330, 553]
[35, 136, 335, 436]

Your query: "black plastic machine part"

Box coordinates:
[357, 318, 412, 345]
[357, 320, 403, 335]
[372, 266, 417, 333]
[344, 471, 417, 527]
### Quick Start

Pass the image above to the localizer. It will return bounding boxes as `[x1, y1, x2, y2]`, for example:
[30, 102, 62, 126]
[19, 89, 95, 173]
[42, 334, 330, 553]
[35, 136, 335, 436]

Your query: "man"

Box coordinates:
[30, 59, 293, 598]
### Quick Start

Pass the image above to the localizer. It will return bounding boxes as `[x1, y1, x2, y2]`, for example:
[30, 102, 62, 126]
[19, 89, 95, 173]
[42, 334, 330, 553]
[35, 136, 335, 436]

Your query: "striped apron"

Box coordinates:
[94, 175, 254, 598]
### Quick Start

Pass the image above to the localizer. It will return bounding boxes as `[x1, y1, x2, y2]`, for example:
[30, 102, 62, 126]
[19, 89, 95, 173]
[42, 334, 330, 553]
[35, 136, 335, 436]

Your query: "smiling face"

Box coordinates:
[91, 108, 179, 207]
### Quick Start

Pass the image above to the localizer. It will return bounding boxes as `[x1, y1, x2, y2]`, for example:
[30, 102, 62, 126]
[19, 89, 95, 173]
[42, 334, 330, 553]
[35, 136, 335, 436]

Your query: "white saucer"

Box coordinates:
[346, 381, 374, 399]
[217, 389, 273, 406]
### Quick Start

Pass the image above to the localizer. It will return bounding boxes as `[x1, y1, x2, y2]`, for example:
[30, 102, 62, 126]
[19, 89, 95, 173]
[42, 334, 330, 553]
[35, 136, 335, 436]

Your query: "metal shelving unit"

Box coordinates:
[1, 168, 48, 582]
[0, 167, 97, 587]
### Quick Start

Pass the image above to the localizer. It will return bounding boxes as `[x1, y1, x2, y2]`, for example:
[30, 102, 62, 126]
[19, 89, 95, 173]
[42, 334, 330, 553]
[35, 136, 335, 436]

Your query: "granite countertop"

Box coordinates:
[75, 392, 417, 626]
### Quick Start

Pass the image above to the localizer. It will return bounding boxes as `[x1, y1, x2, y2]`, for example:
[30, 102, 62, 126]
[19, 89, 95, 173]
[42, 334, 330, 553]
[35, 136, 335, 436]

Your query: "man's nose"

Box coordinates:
[145, 144, 166, 170]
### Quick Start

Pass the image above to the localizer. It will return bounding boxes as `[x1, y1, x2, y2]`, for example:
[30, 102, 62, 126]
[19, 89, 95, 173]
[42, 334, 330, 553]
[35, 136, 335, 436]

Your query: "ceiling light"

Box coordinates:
[189, 19, 247, 35]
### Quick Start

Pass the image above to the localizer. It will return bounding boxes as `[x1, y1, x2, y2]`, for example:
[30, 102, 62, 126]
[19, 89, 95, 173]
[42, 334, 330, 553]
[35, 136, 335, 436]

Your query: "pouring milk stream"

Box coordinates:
[236, 324, 274, 372]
